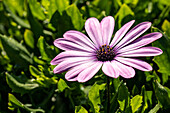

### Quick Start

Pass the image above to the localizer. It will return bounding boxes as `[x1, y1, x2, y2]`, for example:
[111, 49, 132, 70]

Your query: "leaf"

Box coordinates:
[48, 0, 69, 20]
[3, 1, 30, 28]
[9, 93, 45, 113]
[115, 4, 134, 28]
[110, 80, 123, 113]
[130, 95, 143, 113]
[0, 34, 33, 68]
[3, 0, 24, 16]
[117, 83, 130, 111]
[58, 78, 69, 92]
[29, 65, 43, 78]
[50, 10, 74, 36]
[154, 80, 170, 109]
[6, 73, 39, 95]
[162, 19, 170, 36]
[148, 103, 161, 113]
[75, 106, 88, 113]
[152, 31, 170, 75]
[24, 29, 34, 48]
[66, 4, 84, 31]
[27, 4, 43, 39]
[37, 36, 56, 61]
[88, 83, 106, 113]
[28, 0, 45, 20]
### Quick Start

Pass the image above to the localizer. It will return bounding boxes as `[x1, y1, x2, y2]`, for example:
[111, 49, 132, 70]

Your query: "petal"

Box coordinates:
[110, 20, 135, 47]
[102, 61, 119, 78]
[101, 16, 115, 45]
[65, 62, 94, 81]
[85, 17, 103, 47]
[53, 57, 95, 74]
[115, 57, 152, 71]
[117, 47, 163, 57]
[77, 61, 103, 82]
[63, 30, 96, 50]
[50, 51, 95, 65]
[114, 61, 135, 78]
[54, 38, 94, 52]
[115, 22, 151, 50]
[118, 32, 162, 53]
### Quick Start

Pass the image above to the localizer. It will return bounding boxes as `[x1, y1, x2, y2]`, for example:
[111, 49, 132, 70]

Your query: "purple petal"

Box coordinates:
[63, 30, 96, 50]
[118, 32, 162, 53]
[77, 61, 103, 82]
[50, 51, 95, 65]
[117, 47, 163, 57]
[115, 22, 151, 50]
[102, 61, 119, 78]
[114, 61, 135, 78]
[101, 16, 115, 45]
[110, 20, 135, 47]
[54, 38, 94, 52]
[65, 62, 94, 81]
[85, 17, 103, 47]
[115, 57, 152, 71]
[53, 57, 95, 74]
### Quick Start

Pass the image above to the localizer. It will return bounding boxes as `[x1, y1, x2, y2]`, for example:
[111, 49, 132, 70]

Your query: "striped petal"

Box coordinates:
[50, 51, 95, 65]
[63, 30, 96, 50]
[115, 22, 151, 50]
[85, 17, 103, 47]
[101, 16, 115, 45]
[110, 20, 135, 47]
[118, 32, 162, 53]
[54, 38, 94, 52]
[115, 57, 152, 71]
[65, 62, 94, 81]
[77, 61, 103, 82]
[114, 61, 135, 78]
[117, 47, 163, 57]
[53, 57, 95, 74]
[102, 61, 119, 78]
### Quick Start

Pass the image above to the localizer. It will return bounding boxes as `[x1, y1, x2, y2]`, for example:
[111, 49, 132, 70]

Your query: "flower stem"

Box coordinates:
[107, 76, 110, 113]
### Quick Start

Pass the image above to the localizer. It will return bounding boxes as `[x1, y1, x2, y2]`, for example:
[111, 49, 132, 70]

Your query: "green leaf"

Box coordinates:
[28, 0, 45, 20]
[37, 36, 56, 61]
[115, 4, 134, 28]
[24, 29, 34, 49]
[88, 83, 106, 113]
[50, 10, 74, 35]
[6, 73, 39, 95]
[8, 93, 24, 108]
[3, 1, 30, 28]
[162, 19, 170, 36]
[154, 81, 170, 109]
[75, 106, 88, 113]
[117, 83, 130, 111]
[0, 34, 33, 67]
[152, 30, 170, 75]
[29, 65, 43, 78]
[27, 4, 43, 38]
[9, 93, 45, 113]
[48, 0, 69, 20]
[58, 78, 69, 92]
[148, 103, 161, 113]
[66, 4, 84, 31]
[130, 95, 143, 113]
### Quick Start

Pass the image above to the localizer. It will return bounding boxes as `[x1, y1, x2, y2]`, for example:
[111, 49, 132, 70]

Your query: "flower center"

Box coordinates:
[96, 45, 115, 61]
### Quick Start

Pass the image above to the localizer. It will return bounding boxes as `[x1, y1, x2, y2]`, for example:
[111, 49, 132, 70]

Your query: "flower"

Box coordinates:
[51, 16, 162, 82]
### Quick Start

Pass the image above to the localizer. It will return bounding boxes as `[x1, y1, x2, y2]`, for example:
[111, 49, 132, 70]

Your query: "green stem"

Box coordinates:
[107, 76, 110, 113]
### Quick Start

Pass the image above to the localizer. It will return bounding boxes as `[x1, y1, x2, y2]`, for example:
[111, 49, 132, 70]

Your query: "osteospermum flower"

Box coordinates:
[51, 16, 162, 82]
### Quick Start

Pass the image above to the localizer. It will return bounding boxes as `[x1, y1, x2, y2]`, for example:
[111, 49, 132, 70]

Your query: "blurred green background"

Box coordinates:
[0, 0, 170, 113]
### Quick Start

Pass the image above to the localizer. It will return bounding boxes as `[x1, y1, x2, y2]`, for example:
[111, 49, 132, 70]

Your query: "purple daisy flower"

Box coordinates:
[51, 16, 162, 82]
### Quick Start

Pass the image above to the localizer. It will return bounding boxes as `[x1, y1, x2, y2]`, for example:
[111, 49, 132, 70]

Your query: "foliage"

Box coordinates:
[0, 0, 170, 112]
